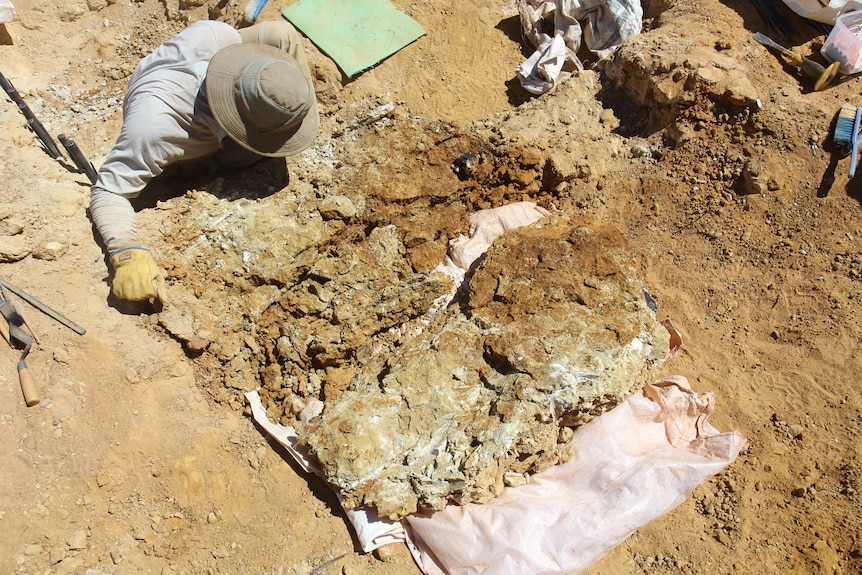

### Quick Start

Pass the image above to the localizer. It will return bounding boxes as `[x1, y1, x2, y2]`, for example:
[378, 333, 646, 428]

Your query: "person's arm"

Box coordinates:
[90, 93, 193, 245]
[89, 187, 138, 253]
[90, 21, 240, 304]
[89, 184, 168, 304]
[89, 100, 189, 303]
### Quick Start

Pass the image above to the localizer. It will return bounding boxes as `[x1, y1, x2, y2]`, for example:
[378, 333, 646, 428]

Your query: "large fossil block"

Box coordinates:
[300, 215, 671, 519]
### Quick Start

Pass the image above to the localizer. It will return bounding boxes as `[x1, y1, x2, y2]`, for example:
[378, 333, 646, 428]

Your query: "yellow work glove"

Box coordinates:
[109, 247, 168, 304]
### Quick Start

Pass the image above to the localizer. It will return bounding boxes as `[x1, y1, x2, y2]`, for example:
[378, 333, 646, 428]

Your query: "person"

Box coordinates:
[89, 19, 320, 304]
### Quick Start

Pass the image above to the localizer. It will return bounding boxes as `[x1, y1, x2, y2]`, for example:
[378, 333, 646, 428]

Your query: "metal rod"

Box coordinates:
[0, 279, 86, 335]
[58, 134, 98, 184]
[0, 71, 64, 159]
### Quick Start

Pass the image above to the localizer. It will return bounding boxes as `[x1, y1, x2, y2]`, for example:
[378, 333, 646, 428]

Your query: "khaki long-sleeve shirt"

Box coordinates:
[89, 19, 311, 253]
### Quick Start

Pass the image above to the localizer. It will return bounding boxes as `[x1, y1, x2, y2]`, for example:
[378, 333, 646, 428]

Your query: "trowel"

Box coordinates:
[754, 32, 840, 91]
[0, 282, 39, 406]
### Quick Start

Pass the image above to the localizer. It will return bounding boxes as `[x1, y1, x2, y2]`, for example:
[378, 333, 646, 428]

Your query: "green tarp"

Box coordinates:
[282, 0, 426, 78]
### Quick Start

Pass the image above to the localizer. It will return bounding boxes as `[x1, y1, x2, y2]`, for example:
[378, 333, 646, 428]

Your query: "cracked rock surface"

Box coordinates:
[297, 216, 671, 519]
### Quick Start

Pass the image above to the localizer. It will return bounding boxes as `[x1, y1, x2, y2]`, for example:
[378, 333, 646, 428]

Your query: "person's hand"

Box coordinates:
[109, 247, 168, 304]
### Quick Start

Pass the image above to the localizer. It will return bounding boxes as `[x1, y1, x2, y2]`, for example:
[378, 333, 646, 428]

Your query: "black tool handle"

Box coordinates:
[58, 134, 98, 184]
[0, 71, 64, 159]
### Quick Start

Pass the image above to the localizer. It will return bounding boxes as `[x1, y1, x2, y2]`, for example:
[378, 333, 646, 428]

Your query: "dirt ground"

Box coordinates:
[1, 0, 861, 573]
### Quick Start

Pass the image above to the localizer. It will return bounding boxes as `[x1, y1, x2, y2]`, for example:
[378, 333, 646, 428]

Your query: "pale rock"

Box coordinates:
[690, 64, 758, 107]
[664, 121, 697, 147]
[55, 556, 85, 575]
[0, 235, 30, 262]
[32, 240, 68, 261]
[373, 544, 399, 562]
[788, 424, 804, 439]
[49, 546, 66, 564]
[503, 471, 529, 487]
[543, 150, 587, 188]
[723, 72, 759, 106]
[0, 214, 24, 236]
[23, 543, 43, 555]
[318, 195, 357, 221]
[299, 398, 324, 423]
[741, 158, 767, 195]
[58, 4, 86, 21]
[67, 529, 88, 550]
[741, 154, 783, 195]
[157, 291, 210, 352]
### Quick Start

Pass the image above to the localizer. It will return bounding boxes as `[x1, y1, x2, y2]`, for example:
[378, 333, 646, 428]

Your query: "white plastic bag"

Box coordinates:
[448, 201, 551, 269]
[0, 0, 17, 23]
[516, 0, 643, 94]
[404, 376, 747, 575]
[244, 391, 407, 552]
[783, 0, 848, 24]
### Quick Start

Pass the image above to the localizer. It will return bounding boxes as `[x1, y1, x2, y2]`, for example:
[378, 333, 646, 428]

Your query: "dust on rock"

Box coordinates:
[286, 217, 671, 519]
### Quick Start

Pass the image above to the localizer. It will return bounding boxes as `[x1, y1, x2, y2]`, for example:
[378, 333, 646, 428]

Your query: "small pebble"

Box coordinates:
[373, 544, 399, 562]
[23, 543, 43, 556]
[50, 547, 66, 564]
[67, 530, 88, 550]
[788, 424, 804, 439]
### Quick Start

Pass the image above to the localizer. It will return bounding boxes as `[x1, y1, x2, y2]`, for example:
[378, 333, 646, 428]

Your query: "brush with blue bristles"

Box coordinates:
[833, 103, 862, 178]
[243, 0, 269, 23]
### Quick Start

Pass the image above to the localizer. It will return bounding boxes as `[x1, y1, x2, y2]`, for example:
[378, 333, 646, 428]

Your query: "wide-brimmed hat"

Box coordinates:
[206, 43, 319, 157]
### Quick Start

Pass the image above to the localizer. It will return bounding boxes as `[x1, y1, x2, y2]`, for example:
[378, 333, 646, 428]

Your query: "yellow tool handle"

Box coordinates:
[18, 360, 39, 407]
[776, 47, 804, 66]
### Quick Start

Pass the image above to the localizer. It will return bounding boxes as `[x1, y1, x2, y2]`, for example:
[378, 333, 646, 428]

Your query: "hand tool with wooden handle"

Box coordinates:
[754, 32, 840, 91]
[0, 284, 39, 406]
